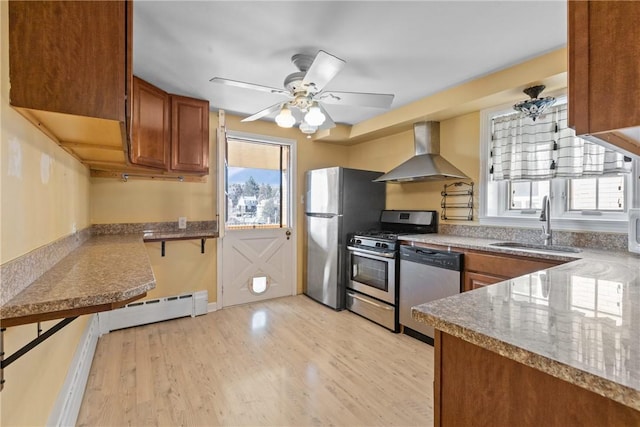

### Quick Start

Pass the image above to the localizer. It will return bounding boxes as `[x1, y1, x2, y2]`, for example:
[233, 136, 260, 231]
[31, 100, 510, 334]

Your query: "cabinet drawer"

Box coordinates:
[465, 251, 560, 278]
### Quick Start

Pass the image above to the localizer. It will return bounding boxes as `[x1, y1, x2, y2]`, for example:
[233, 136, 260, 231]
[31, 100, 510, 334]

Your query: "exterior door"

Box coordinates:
[219, 129, 296, 307]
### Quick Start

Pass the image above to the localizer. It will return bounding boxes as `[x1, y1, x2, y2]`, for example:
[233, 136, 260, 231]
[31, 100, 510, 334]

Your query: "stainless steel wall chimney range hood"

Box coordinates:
[373, 121, 468, 183]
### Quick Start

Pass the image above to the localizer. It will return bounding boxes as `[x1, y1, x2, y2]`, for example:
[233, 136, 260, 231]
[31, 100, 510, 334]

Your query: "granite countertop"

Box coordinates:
[398, 233, 628, 262]
[0, 235, 156, 327]
[408, 233, 640, 411]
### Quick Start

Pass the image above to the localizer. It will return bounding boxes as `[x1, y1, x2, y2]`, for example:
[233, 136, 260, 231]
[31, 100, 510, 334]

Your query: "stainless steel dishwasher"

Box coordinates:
[399, 245, 463, 342]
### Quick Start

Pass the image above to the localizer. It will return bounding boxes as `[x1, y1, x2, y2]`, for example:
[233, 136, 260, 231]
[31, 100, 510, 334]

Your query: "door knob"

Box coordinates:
[285, 230, 291, 240]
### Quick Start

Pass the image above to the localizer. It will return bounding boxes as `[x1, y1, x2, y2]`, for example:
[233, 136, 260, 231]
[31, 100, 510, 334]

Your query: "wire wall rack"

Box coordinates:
[441, 181, 474, 221]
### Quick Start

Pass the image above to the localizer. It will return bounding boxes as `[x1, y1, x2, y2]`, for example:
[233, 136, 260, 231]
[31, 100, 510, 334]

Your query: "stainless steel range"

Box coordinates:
[346, 210, 438, 331]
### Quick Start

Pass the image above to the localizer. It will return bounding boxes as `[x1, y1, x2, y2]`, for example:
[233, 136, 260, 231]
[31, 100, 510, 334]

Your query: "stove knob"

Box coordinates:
[356, 239, 362, 245]
[375, 242, 381, 247]
[381, 243, 388, 249]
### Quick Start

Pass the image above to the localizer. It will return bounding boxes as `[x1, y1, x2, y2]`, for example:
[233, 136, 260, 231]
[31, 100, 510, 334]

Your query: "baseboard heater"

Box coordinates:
[98, 290, 208, 333]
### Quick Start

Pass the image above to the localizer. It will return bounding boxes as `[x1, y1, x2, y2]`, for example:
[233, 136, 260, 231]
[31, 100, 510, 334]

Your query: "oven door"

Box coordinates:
[347, 247, 396, 305]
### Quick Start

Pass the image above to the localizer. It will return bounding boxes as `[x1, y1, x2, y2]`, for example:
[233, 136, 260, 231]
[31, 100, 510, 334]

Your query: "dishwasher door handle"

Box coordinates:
[415, 249, 437, 255]
[348, 292, 394, 311]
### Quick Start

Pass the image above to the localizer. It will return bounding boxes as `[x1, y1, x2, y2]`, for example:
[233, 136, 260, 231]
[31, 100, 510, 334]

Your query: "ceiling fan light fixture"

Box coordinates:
[275, 105, 295, 128]
[513, 85, 555, 121]
[304, 104, 326, 127]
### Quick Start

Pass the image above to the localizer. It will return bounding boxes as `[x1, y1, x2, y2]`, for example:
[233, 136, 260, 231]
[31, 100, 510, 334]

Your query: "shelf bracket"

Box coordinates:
[0, 316, 78, 391]
[158, 238, 209, 257]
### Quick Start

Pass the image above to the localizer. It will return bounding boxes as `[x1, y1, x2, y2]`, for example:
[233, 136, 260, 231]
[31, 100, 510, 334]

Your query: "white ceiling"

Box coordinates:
[133, 1, 567, 126]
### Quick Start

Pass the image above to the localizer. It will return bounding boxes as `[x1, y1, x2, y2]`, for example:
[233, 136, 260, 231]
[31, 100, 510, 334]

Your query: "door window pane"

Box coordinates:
[226, 139, 290, 228]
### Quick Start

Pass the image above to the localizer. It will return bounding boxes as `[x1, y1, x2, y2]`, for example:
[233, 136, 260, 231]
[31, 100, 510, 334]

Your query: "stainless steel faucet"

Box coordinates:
[540, 195, 552, 246]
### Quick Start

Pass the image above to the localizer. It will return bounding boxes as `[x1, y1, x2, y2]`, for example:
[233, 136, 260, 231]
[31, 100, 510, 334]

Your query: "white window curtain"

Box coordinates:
[490, 104, 631, 181]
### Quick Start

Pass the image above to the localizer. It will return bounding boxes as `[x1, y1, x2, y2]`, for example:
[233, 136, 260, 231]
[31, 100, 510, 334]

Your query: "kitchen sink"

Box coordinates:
[489, 241, 582, 253]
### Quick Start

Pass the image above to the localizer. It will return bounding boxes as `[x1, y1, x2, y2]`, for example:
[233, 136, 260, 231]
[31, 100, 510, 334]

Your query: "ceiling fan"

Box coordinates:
[210, 50, 394, 137]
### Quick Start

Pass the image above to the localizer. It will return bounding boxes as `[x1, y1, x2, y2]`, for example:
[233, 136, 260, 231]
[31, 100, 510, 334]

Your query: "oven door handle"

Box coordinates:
[348, 292, 394, 311]
[346, 246, 396, 259]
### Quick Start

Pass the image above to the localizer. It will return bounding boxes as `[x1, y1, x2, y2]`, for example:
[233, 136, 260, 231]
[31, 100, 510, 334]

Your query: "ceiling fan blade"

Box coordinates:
[317, 104, 336, 130]
[241, 102, 284, 122]
[210, 77, 291, 97]
[302, 51, 346, 93]
[318, 91, 394, 109]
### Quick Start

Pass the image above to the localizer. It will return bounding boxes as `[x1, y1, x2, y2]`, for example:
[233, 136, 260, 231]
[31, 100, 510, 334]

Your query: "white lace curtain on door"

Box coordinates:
[490, 103, 631, 181]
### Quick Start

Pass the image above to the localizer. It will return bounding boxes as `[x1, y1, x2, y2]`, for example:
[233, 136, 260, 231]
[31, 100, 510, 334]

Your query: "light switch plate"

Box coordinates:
[178, 217, 187, 229]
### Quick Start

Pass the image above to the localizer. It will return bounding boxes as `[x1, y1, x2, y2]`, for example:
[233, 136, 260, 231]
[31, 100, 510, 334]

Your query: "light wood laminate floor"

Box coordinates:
[77, 295, 434, 426]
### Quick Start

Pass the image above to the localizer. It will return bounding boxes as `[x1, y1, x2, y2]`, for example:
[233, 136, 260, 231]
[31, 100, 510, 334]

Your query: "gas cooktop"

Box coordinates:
[353, 210, 438, 242]
[349, 210, 438, 255]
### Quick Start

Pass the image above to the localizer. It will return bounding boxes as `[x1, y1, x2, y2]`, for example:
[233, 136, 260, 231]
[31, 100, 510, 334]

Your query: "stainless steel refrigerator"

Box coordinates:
[304, 167, 385, 310]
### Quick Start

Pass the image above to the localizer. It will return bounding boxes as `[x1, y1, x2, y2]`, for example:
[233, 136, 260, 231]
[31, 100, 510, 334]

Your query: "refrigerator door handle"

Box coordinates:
[305, 213, 342, 218]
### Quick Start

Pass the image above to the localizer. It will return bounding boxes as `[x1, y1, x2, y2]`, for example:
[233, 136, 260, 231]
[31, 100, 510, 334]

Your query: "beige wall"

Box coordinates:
[0, 3, 92, 425]
[347, 112, 480, 219]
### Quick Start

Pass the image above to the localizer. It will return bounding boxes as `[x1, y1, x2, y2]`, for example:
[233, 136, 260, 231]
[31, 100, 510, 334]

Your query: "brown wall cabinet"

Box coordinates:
[129, 77, 209, 175]
[131, 77, 171, 169]
[568, 1, 640, 156]
[8, 0, 133, 169]
[9, 0, 130, 121]
[170, 95, 210, 174]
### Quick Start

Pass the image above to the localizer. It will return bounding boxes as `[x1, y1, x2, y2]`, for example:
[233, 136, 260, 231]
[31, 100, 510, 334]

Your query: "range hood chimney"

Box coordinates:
[373, 121, 468, 183]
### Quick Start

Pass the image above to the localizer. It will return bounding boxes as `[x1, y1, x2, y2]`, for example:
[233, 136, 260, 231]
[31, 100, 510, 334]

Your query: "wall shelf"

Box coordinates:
[142, 230, 219, 257]
[441, 182, 474, 221]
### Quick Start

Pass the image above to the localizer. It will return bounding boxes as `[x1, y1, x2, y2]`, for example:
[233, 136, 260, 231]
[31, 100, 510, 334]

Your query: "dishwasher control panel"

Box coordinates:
[399, 245, 463, 271]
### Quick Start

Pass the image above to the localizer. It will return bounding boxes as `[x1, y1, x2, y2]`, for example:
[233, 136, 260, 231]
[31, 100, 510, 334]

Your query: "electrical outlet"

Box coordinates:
[178, 217, 187, 229]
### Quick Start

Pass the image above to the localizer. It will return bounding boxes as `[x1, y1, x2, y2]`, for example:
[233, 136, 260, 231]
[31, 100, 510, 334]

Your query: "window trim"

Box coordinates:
[479, 93, 638, 233]
[223, 130, 296, 230]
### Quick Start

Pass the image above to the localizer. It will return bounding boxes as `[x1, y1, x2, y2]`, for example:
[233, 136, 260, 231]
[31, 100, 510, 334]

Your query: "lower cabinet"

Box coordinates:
[463, 271, 504, 291]
[462, 250, 563, 292]
[433, 331, 640, 426]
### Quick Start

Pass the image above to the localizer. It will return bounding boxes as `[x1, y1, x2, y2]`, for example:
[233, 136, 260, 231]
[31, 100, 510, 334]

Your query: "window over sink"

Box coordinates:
[479, 92, 639, 233]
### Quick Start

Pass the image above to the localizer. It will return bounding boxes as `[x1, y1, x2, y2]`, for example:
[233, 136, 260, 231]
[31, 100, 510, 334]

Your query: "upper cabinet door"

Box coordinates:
[9, 0, 129, 121]
[170, 95, 210, 174]
[568, 1, 640, 156]
[130, 77, 170, 170]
